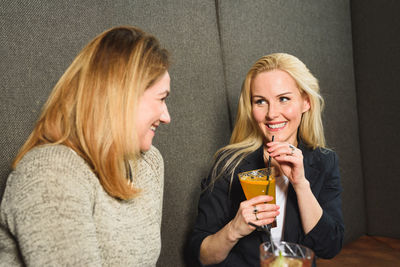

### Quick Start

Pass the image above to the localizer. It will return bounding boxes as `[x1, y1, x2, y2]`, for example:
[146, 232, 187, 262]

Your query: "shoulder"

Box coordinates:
[140, 145, 163, 173]
[302, 145, 338, 167]
[142, 145, 163, 164]
[316, 148, 338, 167]
[135, 146, 164, 187]
[14, 144, 96, 182]
[2, 145, 97, 212]
[16, 144, 88, 170]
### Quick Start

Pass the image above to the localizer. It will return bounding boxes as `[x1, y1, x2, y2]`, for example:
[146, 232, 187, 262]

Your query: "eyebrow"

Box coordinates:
[276, 91, 293, 97]
[252, 95, 265, 98]
[159, 89, 170, 97]
[252, 91, 293, 98]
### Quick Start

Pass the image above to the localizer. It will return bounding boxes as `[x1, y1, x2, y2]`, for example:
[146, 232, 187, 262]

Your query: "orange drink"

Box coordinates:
[238, 167, 276, 203]
[238, 167, 277, 227]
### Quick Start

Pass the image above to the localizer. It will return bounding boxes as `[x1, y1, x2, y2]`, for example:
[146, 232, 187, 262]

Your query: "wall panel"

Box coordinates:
[351, 0, 400, 238]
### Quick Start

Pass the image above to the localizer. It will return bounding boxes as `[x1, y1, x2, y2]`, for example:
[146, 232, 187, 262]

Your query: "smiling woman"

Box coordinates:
[0, 26, 171, 266]
[189, 53, 344, 266]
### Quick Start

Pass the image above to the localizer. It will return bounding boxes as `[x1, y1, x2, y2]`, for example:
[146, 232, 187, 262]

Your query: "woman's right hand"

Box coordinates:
[199, 195, 280, 265]
[228, 195, 280, 240]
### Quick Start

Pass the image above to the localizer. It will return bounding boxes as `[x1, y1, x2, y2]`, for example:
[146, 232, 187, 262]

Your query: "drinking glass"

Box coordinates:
[260, 241, 314, 267]
[238, 167, 277, 227]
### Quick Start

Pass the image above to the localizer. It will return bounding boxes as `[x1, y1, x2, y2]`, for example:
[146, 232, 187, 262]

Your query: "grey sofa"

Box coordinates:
[1, 1, 399, 266]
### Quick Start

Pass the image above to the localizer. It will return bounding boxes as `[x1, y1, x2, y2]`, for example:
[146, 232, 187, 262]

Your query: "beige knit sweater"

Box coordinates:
[0, 144, 164, 266]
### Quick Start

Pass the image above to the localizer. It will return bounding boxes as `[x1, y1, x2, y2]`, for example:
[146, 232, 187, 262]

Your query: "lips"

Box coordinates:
[266, 122, 287, 130]
[150, 125, 157, 132]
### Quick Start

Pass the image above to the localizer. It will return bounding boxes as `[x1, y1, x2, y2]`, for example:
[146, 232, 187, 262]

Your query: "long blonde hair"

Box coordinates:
[210, 53, 325, 190]
[13, 26, 169, 200]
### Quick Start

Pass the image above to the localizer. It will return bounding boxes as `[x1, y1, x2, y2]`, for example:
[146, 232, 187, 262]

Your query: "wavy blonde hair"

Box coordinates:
[13, 26, 169, 200]
[210, 53, 325, 190]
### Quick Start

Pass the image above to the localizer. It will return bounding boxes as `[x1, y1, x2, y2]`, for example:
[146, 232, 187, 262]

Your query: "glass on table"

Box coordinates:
[260, 241, 314, 267]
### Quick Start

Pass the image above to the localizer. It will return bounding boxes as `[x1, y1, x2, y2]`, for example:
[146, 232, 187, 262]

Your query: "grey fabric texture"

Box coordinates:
[351, 0, 400, 238]
[1, 0, 399, 266]
[1, 145, 164, 266]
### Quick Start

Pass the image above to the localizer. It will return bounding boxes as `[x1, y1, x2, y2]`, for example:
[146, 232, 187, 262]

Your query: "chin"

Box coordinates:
[139, 136, 153, 152]
[140, 146, 151, 152]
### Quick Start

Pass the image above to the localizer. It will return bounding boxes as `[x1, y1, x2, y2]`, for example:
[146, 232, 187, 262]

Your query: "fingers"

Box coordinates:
[239, 199, 279, 215]
[252, 210, 280, 225]
[245, 194, 274, 206]
[241, 196, 279, 222]
[267, 142, 298, 156]
[266, 142, 303, 165]
[234, 199, 280, 237]
[243, 201, 280, 223]
[248, 206, 280, 228]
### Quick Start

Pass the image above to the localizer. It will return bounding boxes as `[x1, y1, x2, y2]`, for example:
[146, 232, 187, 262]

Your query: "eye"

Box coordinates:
[161, 93, 169, 102]
[279, 96, 290, 102]
[253, 98, 267, 105]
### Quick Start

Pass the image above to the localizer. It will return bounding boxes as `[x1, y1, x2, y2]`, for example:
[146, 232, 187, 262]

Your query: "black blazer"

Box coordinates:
[188, 143, 344, 267]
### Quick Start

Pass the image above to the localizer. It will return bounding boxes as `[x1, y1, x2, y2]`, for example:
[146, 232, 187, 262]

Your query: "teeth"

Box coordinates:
[150, 126, 156, 131]
[268, 122, 286, 129]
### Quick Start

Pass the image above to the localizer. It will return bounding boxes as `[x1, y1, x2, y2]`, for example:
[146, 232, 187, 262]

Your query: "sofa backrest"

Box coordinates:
[1, 1, 398, 266]
[351, 0, 400, 240]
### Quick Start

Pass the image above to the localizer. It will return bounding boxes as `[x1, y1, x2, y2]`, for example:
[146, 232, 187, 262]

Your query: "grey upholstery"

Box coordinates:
[351, 0, 400, 238]
[1, 0, 399, 266]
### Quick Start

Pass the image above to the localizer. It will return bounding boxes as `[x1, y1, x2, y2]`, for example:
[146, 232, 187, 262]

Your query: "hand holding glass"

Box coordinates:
[238, 167, 277, 227]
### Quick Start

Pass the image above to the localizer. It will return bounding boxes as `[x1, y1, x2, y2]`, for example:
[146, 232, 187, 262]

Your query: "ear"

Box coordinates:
[302, 95, 311, 113]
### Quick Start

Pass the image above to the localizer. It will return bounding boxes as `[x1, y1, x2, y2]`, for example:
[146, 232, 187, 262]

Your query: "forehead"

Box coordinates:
[146, 71, 170, 93]
[251, 70, 299, 94]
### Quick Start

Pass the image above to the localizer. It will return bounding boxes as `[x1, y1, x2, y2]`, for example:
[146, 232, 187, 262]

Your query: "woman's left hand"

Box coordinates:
[266, 141, 309, 189]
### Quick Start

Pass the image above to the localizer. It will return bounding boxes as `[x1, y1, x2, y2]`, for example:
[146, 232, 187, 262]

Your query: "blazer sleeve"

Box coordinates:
[302, 150, 344, 259]
[187, 168, 234, 266]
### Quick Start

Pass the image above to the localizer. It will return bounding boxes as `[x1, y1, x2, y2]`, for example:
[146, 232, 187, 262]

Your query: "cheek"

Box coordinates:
[285, 106, 303, 122]
[252, 108, 265, 123]
[143, 104, 157, 121]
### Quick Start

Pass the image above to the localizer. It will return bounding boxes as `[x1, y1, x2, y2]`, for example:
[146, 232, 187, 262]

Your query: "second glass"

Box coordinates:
[260, 241, 314, 267]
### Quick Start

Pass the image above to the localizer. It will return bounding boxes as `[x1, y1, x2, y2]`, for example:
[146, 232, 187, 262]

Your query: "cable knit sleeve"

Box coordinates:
[0, 146, 102, 266]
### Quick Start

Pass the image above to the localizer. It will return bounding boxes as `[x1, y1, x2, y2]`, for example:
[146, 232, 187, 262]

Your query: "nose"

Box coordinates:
[160, 104, 171, 124]
[266, 103, 279, 119]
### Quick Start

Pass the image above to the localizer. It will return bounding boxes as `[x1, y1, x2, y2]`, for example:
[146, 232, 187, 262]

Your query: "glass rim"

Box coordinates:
[260, 241, 315, 259]
[238, 167, 277, 180]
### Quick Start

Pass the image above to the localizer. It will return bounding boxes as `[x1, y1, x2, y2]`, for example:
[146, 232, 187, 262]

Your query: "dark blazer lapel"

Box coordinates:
[236, 145, 266, 174]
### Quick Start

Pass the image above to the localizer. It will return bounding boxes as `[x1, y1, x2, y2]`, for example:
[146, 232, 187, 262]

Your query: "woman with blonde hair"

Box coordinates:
[0, 26, 171, 266]
[189, 53, 344, 266]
